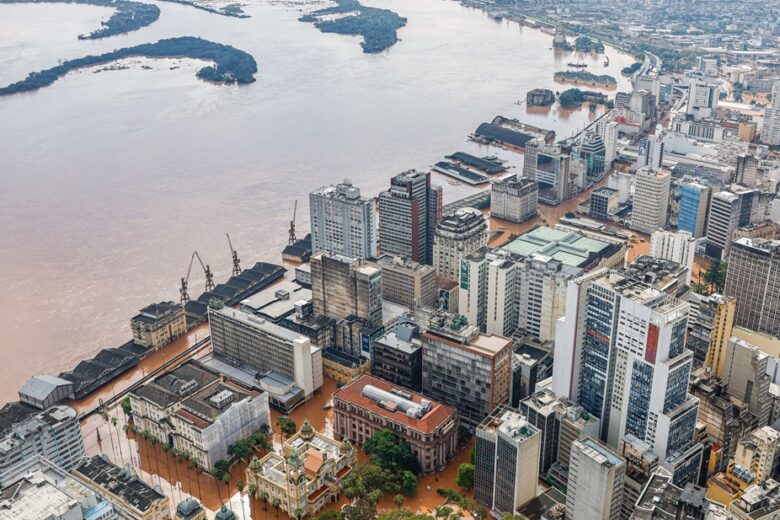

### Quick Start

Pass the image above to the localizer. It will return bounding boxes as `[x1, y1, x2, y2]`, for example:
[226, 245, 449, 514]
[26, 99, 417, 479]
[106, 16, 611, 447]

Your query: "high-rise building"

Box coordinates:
[649, 229, 697, 284]
[310, 252, 383, 326]
[372, 254, 437, 309]
[519, 389, 560, 474]
[490, 176, 538, 223]
[309, 181, 377, 260]
[736, 154, 760, 188]
[557, 401, 601, 469]
[372, 323, 422, 392]
[553, 266, 703, 486]
[578, 131, 607, 182]
[687, 293, 736, 372]
[474, 406, 541, 516]
[678, 181, 712, 238]
[433, 208, 488, 281]
[378, 170, 442, 264]
[724, 237, 780, 336]
[734, 426, 780, 483]
[618, 435, 659, 519]
[208, 306, 322, 407]
[603, 121, 620, 167]
[631, 167, 671, 234]
[686, 78, 718, 119]
[0, 403, 85, 480]
[722, 336, 772, 426]
[590, 187, 620, 220]
[422, 316, 513, 431]
[705, 187, 769, 260]
[762, 106, 780, 146]
[565, 437, 626, 520]
[523, 139, 579, 205]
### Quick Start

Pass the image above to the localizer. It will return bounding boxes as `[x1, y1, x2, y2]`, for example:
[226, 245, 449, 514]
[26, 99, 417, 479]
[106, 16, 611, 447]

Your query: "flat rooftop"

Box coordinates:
[501, 226, 619, 268]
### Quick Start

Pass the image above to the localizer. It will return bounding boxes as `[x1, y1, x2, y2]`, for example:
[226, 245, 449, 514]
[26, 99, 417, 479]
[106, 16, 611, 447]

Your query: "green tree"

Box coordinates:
[703, 260, 727, 293]
[401, 471, 417, 497]
[120, 396, 132, 416]
[228, 439, 251, 462]
[394, 494, 405, 508]
[558, 88, 585, 107]
[318, 509, 344, 520]
[456, 463, 475, 490]
[277, 416, 297, 438]
[435, 506, 453, 519]
[343, 497, 377, 520]
[364, 429, 420, 474]
[261, 491, 269, 510]
[272, 497, 282, 518]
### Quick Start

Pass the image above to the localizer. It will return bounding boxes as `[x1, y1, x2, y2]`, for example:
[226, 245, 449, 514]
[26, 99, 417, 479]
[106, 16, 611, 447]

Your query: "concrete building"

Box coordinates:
[422, 315, 513, 431]
[736, 154, 760, 188]
[310, 252, 382, 327]
[523, 140, 579, 205]
[320, 348, 370, 386]
[378, 170, 442, 265]
[734, 426, 780, 483]
[762, 106, 780, 146]
[603, 121, 620, 167]
[706, 187, 769, 260]
[649, 229, 697, 284]
[0, 455, 113, 520]
[565, 437, 625, 520]
[724, 238, 780, 337]
[578, 131, 607, 182]
[618, 435, 660, 520]
[433, 208, 488, 282]
[0, 403, 85, 480]
[208, 305, 322, 408]
[519, 389, 560, 474]
[631, 167, 671, 234]
[678, 181, 712, 239]
[474, 406, 541, 516]
[728, 478, 780, 519]
[590, 187, 619, 220]
[687, 293, 736, 372]
[74, 455, 170, 520]
[371, 323, 422, 392]
[245, 420, 356, 517]
[333, 374, 459, 475]
[17, 375, 73, 410]
[129, 360, 271, 468]
[557, 401, 600, 470]
[372, 255, 437, 308]
[309, 181, 377, 260]
[553, 266, 702, 486]
[632, 468, 708, 520]
[722, 337, 772, 427]
[686, 78, 718, 120]
[131, 301, 187, 350]
[490, 175, 538, 223]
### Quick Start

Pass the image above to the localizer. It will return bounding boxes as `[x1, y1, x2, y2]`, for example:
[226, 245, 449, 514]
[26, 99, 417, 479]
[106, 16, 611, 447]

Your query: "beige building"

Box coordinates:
[310, 252, 383, 325]
[631, 167, 671, 234]
[131, 301, 187, 349]
[373, 254, 438, 308]
[723, 337, 772, 426]
[333, 374, 459, 475]
[566, 437, 626, 520]
[433, 208, 488, 281]
[245, 420, 356, 518]
[734, 426, 780, 482]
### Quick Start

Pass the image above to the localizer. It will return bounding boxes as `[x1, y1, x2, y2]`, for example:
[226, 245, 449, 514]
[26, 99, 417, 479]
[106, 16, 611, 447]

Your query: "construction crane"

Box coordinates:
[226, 233, 241, 276]
[179, 251, 215, 305]
[288, 200, 298, 245]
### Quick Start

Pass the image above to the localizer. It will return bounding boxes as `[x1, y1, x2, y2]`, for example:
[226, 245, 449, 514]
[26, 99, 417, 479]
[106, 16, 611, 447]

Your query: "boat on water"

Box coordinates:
[604, 56, 610, 67]
[567, 62, 588, 68]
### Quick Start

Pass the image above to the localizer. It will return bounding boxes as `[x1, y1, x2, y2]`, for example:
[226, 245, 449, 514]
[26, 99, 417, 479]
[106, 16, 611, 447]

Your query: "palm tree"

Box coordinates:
[192, 460, 203, 500]
[261, 491, 270, 511]
[236, 480, 247, 520]
[294, 507, 304, 520]
[272, 497, 282, 518]
[221, 472, 232, 506]
[248, 484, 258, 517]
[259, 423, 271, 436]
[211, 468, 224, 505]
[394, 495, 405, 509]
[110, 416, 124, 463]
[101, 411, 117, 461]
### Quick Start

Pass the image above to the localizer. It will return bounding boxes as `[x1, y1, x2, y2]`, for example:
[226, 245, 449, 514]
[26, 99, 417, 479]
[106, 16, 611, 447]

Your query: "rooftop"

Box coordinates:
[501, 225, 620, 269]
[580, 437, 624, 467]
[211, 306, 309, 344]
[333, 374, 457, 435]
[131, 301, 182, 324]
[74, 455, 166, 515]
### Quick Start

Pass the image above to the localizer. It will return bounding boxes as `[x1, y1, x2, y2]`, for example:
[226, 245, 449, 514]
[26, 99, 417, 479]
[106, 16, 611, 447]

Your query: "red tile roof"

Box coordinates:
[333, 374, 457, 435]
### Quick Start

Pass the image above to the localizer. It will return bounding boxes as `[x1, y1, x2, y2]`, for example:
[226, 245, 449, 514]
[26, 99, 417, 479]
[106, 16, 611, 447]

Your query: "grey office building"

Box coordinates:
[309, 181, 377, 260]
[372, 323, 423, 392]
[724, 237, 780, 337]
[378, 170, 442, 265]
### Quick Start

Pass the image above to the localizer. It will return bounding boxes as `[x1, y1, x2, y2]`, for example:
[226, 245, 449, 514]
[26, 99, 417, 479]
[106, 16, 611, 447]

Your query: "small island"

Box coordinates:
[156, 0, 247, 18]
[574, 35, 605, 53]
[554, 70, 617, 88]
[558, 88, 610, 107]
[299, 0, 407, 54]
[0, 37, 258, 96]
[622, 62, 642, 75]
[0, 0, 160, 39]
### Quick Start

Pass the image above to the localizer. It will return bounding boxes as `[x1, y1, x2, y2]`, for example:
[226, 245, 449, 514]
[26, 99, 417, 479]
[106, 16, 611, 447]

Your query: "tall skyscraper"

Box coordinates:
[474, 406, 541, 516]
[553, 266, 703, 486]
[433, 208, 488, 281]
[686, 77, 718, 119]
[735, 154, 760, 188]
[649, 229, 696, 284]
[603, 121, 620, 167]
[724, 237, 780, 337]
[705, 186, 768, 260]
[687, 293, 736, 372]
[723, 336, 772, 426]
[565, 437, 626, 520]
[631, 167, 671, 234]
[678, 181, 711, 238]
[310, 252, 383, 325]
[378, 170, 442, 265]
[523, 139, 579, 205]
[309, 182, 377, 260]
[762, 82, 780, 146]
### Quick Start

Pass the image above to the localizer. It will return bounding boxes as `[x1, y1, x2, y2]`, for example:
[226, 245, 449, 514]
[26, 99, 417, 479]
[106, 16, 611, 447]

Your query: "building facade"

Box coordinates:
[309, 182, 377, 260]
[245, 421, 356, 518]
[678, 182, 712, 238]
[474, 406, 541, 516]
[723, 337, 772, 427]
[590, 187, 619, 220]
[631, 167, 671, 234]
[649, 229, 697, 284]
[310, 253, 383, 326]
[373, 255, 437, 308]
[332, 375, 459, 475]
[378, 170, 442, 265]
[371, 323, 423, 392]
[490, 176, 539, 223]
[131, 301, 187, 350]
[565, 437, 626, 520]
[687, 293, 736, 372]
[433, 208, 488, 282]
[724, 237, 780, 337]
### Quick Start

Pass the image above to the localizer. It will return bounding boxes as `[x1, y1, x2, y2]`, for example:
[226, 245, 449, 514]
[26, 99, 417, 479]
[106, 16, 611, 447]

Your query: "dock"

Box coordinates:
[432, 161, 490, 185]
[446, 152, 507, 174]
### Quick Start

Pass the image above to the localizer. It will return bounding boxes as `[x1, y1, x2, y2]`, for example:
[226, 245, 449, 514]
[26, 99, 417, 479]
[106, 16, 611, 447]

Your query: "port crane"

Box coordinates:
[226, 233, 241, 276]
[288, 200, 298, 245]
[179, 251, 215, 305]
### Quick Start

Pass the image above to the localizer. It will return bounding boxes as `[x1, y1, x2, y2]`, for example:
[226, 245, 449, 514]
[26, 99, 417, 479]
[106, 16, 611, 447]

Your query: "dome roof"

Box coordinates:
[215, 505, 238, 520]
